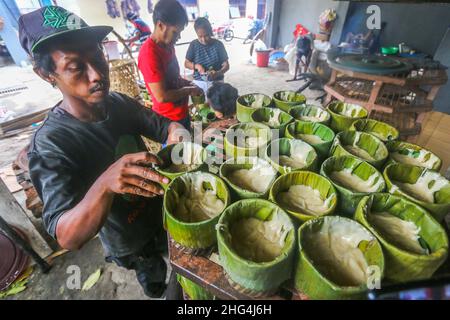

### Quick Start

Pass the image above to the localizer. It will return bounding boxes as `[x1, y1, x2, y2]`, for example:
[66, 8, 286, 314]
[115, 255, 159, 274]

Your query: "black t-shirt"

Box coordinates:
[186, 39, 228, 81]
[28, 92, 171, 257]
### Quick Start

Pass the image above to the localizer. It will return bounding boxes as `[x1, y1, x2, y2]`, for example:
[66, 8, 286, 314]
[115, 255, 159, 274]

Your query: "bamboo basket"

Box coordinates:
[107, 30, 141, 99]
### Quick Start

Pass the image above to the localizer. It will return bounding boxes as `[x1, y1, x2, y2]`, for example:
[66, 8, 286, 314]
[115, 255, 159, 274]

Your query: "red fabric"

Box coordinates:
[293, 24, 310, 38]
[138, 38, 188, 121]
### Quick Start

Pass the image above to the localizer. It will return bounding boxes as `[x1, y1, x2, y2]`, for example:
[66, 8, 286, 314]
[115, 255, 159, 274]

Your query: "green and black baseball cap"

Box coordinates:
[18, 6, 113, 56]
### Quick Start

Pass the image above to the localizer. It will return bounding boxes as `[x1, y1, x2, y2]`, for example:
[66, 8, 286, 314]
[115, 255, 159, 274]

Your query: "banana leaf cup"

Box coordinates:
[265, 138, 318, 175]
[177, 274, 216, 300]
[251, 107, 293, 137]
[321, 155, 386, 216]
[269, 171, 338, 222]
[285, 121, 335, 160]
[295, 216, 385, 299]
[156, 142, 207, 189]
[355, 193, 449, 282]
[289, 105, 331, 126]
[272, 90, 306, 113]
[216, 199, 296, 294]
[383, 163, 450, 222]
[219, 157, 278, 200]
[236, 93, 273, 123]
[386, 141, 442, 171]
[350, 119, 399, 143]
[326, 101, 368, 132]
[164, 172, 230, 249]
[224, 122, 272, 159]
[330, 131, 388, 169]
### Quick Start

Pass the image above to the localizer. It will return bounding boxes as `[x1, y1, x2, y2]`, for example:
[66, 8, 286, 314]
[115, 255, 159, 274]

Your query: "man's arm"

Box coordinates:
[148, 81, 202, 104]
[55, 152, 168, 250]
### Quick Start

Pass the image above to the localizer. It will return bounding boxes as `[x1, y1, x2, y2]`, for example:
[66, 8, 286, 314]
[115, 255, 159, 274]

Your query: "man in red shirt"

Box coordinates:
[138, 0, 202, 129]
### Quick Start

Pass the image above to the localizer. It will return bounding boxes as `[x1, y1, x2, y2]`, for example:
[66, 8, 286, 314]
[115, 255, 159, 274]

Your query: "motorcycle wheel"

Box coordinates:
[224, 30, 234, 42]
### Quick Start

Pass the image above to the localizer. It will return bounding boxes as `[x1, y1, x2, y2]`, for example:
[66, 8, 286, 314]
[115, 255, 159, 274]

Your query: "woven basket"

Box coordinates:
[109, 59, 140, 98]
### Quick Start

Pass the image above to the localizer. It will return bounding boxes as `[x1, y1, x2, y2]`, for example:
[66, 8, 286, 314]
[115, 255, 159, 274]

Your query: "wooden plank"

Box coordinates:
[0, 177, 52, 258]
[0, 108, 50, 136]
[331, 66, 406, 86]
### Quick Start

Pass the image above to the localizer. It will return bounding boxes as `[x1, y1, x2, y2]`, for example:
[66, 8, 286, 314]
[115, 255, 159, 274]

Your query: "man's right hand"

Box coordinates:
[101, 152, 169, 198]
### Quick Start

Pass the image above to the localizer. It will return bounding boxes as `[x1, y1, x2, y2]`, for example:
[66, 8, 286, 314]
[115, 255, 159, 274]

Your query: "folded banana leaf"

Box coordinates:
[236, 93, 273, 123]
[295, 216, 384, 299]
[285, 121, 335, 160]
[272, 91, 306, 113]
[330, 131, 388, 169]
[350, 119, 399, 143]
[321, 155, 386, 216]
[251, 107, 293, 136]
[355, 193, 448, 282]
[265, 138, 318, 175]
[217, 199, 296, 294]
[156, 142, 207, 189]
[269, 171, 337, 222]
[219, 157, 278, 200]
[383, 163, 450, 222]
[327, 101, 368, 132]
[224, 122, 272, 159]
[177, 274, 216, 300]
[385, 141, 442, 171]
[164, 172, 230, 249]
[289, 105, 331, 126]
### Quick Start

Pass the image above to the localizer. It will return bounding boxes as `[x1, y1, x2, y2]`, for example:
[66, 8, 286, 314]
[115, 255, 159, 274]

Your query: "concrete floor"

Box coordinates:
[0, 37, 322, 300]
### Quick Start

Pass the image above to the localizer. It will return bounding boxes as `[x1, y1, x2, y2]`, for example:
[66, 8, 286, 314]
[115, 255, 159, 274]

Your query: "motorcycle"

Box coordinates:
[212, 22, 234, 42]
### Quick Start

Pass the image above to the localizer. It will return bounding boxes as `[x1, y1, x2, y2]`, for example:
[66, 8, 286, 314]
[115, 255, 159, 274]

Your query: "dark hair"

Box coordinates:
[194, 17, 213, 36]
[32, 51, 56, 77]
[153, 0, 188, 27]
[207, 83, 238, 117]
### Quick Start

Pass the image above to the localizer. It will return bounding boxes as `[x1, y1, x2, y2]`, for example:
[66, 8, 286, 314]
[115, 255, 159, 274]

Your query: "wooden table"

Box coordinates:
[324, 58, 448, 139]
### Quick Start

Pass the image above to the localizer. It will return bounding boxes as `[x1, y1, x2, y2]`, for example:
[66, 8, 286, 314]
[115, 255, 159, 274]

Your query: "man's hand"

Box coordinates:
[101, 152, 169, 197]
[187, 85, 204, 97]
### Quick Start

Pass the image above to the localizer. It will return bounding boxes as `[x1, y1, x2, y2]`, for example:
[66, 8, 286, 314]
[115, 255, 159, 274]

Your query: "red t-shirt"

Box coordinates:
[138, 38, 188, 121]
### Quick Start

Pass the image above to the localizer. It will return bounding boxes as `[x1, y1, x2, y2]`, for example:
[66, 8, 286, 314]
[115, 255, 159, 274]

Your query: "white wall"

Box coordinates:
[277, 0, 338, 46]
[57, 0, 155, 38]
[198, 0, 229, 23]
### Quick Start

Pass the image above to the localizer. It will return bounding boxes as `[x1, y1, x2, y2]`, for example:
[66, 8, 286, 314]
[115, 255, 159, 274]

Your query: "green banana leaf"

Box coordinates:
[321, 155, 386, 216]
[285, 121, 335, 160]
[289, 105, 331, 126]
[216, 199, 296, 294]
[164, 172, 231, 249]
[350, 119, 399, 143]
[385, 141, 442, 171]
[354, 193, 449, 282]
[265, 138, 318, 175]
[177, 274, 216, 300]
[236, 93, 273, 123]
[219, 157, 278, 200]
[383, 163, 450, 222]
[330, 131, 388, 169]
[251, 107, 293, 136]
[327, 101, 368, 132]
[269, 171, 337, 222]
[156, 142, 207, 189]
[295, 216, 384, 299]
[224, 122, 272, 159]
[272, 91, 306, 113]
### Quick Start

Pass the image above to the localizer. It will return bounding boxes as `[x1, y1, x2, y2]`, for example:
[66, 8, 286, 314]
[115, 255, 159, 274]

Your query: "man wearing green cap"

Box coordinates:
[18, 6, 185, 299]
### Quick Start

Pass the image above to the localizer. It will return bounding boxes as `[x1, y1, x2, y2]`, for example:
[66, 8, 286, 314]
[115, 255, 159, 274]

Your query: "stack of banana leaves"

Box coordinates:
[158, 95, 450, 300]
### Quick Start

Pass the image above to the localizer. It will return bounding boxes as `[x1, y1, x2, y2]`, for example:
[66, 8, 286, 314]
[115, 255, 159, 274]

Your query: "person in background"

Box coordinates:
[185, 17, 230, 96]
[138, 0, 202, 130]
[125, 12, 151, 44]
[206, 82, 238, 119]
